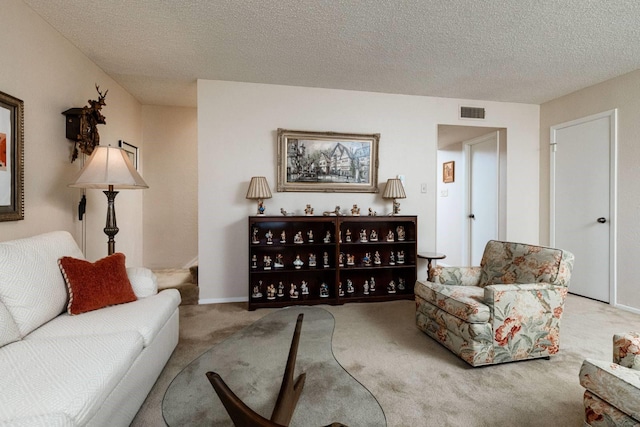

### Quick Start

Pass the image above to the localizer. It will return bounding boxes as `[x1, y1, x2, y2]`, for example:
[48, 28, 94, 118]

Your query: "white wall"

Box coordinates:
[142, 105, 198, 269]
[0, 0, 144, 265]
[436, 144, 464, 265]
[540, 69, 640, 312]
[198, 80, 540, 302]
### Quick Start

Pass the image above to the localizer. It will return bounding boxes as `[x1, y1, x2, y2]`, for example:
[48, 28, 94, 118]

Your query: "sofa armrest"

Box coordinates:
[431, 266, 482, 286]
[613, 332, 640, 370]
[126, 267, 158, 298]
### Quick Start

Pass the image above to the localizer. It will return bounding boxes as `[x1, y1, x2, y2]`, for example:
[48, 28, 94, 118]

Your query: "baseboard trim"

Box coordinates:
[614, 303, 640, 315]
[199, 297, 248, 305]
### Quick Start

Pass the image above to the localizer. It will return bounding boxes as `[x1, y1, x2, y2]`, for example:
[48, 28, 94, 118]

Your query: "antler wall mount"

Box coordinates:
[62, 84, 108, 162]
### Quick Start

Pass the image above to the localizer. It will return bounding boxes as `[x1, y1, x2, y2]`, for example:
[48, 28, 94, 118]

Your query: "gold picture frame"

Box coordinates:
[443, 161, 455, 183]
[277, 128, 379, 193]
[0, 90, 24, 221]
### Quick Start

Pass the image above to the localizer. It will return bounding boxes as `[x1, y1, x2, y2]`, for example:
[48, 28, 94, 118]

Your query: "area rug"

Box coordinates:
[162, 306, 386, 426]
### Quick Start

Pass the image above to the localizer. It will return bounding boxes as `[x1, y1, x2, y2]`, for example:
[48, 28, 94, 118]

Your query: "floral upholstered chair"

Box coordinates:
[415, 240, 574, 367]
[579, 333, 640, 426]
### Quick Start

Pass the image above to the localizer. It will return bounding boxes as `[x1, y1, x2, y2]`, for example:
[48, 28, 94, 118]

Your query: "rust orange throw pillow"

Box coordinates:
[58, 253, 137, 315]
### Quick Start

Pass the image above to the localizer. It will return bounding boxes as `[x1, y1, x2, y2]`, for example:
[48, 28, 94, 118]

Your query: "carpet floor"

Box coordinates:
[131, 294, 640, 426]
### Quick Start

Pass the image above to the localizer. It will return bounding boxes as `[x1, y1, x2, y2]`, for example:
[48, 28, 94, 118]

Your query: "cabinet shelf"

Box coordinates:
[248, 215, 417, 310]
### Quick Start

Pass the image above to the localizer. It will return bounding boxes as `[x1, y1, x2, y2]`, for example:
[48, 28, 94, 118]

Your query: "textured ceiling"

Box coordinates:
[22, 0, 640, 107]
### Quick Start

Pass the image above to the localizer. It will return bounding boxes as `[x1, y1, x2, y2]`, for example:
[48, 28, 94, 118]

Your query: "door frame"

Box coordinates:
[463, 131, 500, 265]
[549, 109, 618, 305]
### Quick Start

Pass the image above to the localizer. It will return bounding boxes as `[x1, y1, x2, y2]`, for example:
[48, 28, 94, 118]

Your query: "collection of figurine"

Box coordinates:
[277, 204, 378, 217]
[251, 276, 407, 300]
[252, 226, 406, 246]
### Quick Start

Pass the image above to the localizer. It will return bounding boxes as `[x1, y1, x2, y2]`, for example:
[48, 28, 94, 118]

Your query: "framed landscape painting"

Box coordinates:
[277, 129, 379, 193]
[0, 90, 24, 221]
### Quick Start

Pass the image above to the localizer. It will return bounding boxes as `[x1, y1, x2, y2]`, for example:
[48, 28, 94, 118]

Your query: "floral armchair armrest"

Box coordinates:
[484, 283, 569, 358]
[613, 332, 640, 370]
[431, 266, 482, 286]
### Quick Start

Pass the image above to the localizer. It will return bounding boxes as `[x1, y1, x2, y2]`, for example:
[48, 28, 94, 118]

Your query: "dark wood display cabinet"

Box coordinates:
[248, 215, 417, 310]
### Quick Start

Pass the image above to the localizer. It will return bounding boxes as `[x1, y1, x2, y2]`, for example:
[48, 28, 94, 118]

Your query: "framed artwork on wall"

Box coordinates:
[0, 90, 24, 221]
[276, 128, 379, 193]
[443, 161, 455, 183]
[119, 140, 138, 170]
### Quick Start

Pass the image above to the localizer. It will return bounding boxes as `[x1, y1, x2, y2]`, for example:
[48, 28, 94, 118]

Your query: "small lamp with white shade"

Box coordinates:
[246, 176, 272, 216]
[382, 178, 406, 216]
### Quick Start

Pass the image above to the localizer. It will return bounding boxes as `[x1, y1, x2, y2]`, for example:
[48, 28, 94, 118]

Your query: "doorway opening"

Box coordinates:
[436, 125, 507, 266]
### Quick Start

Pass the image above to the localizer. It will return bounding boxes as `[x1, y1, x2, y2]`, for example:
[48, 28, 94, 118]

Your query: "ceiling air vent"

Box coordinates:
[460, 106, 486, 120]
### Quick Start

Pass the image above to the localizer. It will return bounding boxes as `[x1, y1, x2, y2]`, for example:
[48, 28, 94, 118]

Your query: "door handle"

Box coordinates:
[468, 214, 475, 219]
[597, 217, 607, 224]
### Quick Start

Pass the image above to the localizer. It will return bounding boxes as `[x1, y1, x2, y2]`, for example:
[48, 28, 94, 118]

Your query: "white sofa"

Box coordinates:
[0, 231, 181, 426]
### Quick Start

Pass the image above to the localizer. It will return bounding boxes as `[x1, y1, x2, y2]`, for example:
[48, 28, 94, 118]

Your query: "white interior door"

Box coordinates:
[551, 110, 616, 303]
[466, 132, 499, 265]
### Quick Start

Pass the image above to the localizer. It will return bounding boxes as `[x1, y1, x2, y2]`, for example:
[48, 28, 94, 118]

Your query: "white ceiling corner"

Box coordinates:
[21, 0, 640, 107]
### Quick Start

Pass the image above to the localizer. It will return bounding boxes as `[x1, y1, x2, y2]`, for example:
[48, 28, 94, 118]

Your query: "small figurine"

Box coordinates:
[346, 279, 354, 294]
[362, 252, 371, 266]
[280, 230, 286, 243]
[277, 282, 285, 297]
[389, 251, 396, 265]
[251, 254, 257, 269]
[351, 204, 360, 216]
[359, 229, 368, 242]
[263, 255, 272, 270]
[252, 227, 260, 244]
[252, 281, 263, 298]
[398, 278, 406, 291]
[338, 252, 345, 267]
[323, 230, 331, 243]
[339, 230, 342, 243]
[374, 251, 381, 265]
[393, 200, 401, 215]
[293, 255, 304, 269]
[370, 277, 376, 292]
[308, 253, 317, 267]
[320, 282, 329, 298]
[300, 280, 309, 295]
[338, 282, 345, 297]
[294, 231, 304, 244]
[345, 229, 352, 242]
[323, 251, 330, 268]
[397, 250, 405, 264]
[368, 208, 377, 216]
[267, 283, 276, 299]
[307, 230, 314, 242]
[334, 206, 342, 216]
[274, 254, 284, 268]
[363, 280, 369, 295]
[289, 283, 299, 299]
[280, 208, 289, 216]
[386, 230, 395, 242]
[265, 230, 273, 244]
[347, 254, 355, 266]
[370, 229, 378, 241]
[305, 204, 314, 216]
[396, 226, 406, 241]
[257, 201, 266, 215]
[387, 280, 396, 294]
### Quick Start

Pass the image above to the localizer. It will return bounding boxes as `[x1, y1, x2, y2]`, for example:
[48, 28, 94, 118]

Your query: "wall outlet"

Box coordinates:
[440, 190, 448, 197]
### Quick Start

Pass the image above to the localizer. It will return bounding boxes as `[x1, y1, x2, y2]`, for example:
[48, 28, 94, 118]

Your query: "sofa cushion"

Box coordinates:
[580, 358, 640, 421]
[59, 253, 137, 315]
[0, 231, 84, 336]
[479, 240, 563, 287]
[0, 413, 75, 427]
[27, 289, 181, 347]
[415, 280, 490, 323]
[0, 332, 143, 426]
[0, 300, 20, 347]
[126, 267, 158, 298]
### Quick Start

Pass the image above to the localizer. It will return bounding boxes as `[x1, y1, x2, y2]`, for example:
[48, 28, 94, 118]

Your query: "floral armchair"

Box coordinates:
[579, 333, 640, 426]
[415, 240, 574, 367]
